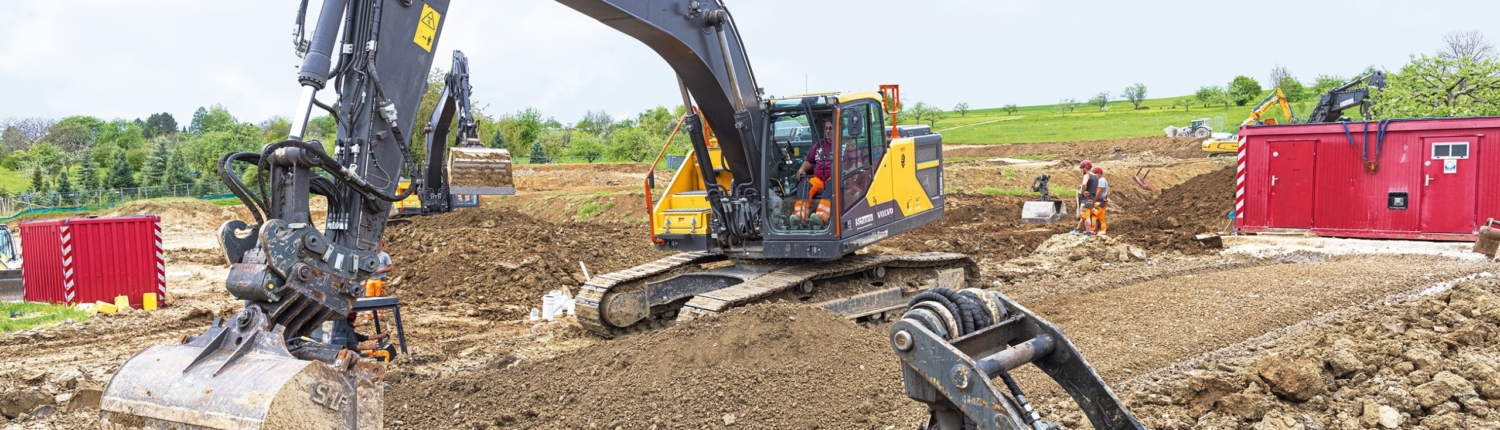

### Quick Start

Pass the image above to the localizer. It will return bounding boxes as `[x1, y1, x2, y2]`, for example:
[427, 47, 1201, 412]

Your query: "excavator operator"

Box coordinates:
[792, 120, 836, 224]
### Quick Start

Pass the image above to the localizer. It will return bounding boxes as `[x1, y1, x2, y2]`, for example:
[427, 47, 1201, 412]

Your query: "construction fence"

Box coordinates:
[0, 181, 236, 221]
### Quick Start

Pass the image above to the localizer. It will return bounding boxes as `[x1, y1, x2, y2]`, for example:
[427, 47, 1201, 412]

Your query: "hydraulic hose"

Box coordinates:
[218, 152, 267, 225]
[261, 139, 417, 203]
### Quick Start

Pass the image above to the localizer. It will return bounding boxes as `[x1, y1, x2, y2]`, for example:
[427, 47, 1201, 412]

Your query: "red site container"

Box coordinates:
[1236, 117, 1500, 241]
[21, 215, 165, 307]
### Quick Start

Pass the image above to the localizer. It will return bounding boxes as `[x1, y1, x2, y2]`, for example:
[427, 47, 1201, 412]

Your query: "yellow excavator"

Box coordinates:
[1202, 87, 1294, 155]
[99, 1, 1138, 428]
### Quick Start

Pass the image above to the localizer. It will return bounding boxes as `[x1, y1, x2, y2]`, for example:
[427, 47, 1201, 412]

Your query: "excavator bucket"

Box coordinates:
[100, 310, 383, 429]
[1021, 200, 1067, 224]
[447, 147, 515, 195]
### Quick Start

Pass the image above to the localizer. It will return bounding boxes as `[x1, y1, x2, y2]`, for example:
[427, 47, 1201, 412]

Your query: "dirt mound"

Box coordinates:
[384, 303, 925, 428]
[1123, 274, 1500, 429]
[946, 137, 1207, 160]
[512, 163, 663, 193]
[874, 193, 1070, 263]
[1110, 166, 1234, 254]
[990, 234, 1150, 282]
[384, 208, 658, 317]
[108, 199, 246, 231]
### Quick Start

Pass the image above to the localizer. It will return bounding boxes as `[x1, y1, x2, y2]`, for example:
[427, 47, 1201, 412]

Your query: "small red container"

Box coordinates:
[21, 215, 165, 307]
[1236, 117, 1500, 241]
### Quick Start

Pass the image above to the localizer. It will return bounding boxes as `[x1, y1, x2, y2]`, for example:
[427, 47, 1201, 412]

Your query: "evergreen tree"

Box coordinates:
[28, 167, 49, 194]
[489, 130, 506, 149]
[56, 170, 74, 205]
[107, 152, 138, 189]
[77, 159, 100, 191]
[140, 139, 170, 187]
[188, 107, 208, 134]
[529, 140, 548, 164]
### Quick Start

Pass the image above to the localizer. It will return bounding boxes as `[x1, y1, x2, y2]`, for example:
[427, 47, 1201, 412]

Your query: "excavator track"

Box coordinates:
[575, 251, 728, 337]
[575, 251, 980, 338]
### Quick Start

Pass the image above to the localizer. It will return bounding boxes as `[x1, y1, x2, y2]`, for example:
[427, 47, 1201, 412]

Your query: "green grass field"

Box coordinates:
[0, 168, 34, 193]
[931, 92, 1317, 145]
[1, 302, 90, 333]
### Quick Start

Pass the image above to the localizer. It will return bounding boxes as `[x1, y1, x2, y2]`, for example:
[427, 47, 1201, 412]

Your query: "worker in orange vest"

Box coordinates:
[1091, 166, 1109, 236]
[365, 239, 392, 297]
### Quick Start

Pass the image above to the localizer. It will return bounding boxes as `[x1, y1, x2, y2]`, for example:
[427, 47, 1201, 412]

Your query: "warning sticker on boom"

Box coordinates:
[413, 3, 440, 52]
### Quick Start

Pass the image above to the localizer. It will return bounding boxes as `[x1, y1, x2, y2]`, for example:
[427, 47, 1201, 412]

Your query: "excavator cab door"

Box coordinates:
[0, 225, 19, 302]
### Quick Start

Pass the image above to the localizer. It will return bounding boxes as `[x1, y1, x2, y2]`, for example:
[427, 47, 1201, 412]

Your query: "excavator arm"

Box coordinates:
[559, 0, 768, 248]
[417, 50, 514, 214]
[1304, 71, 1387, 124]
[1242, 87, 1296, 126]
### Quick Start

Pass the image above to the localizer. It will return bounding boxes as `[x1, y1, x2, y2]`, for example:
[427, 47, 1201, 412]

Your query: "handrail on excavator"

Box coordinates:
[643, 115, 689, 246]
[880, 84, 901, 138]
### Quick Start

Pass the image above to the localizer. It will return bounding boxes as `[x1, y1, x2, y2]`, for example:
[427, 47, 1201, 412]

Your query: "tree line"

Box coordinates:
[1187, 30, 1500, 119]
[0, 108, 257, 201]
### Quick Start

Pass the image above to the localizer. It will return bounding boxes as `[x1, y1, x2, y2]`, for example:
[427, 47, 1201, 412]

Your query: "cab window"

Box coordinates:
[839, 103, 880, 211]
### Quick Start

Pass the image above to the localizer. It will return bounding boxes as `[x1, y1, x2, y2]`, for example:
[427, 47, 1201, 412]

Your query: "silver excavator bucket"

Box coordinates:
[99, 307, 381, 428]
[447, 145, 515, 195]
[1021, 200, 1067, 224]
[100, 306, 383, 429]
[1021, 174, 1068, 224]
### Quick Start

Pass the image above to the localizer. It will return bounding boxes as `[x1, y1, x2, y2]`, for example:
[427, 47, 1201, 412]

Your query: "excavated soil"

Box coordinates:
[512, 163, 665, 193]
[875, 193, 1071, 263]
[385, 303, 925, 429]
[1120, 274, 1500, 429]
[0, 263, 239, 428]
[1110, 166, 1236, 254]
[384, 208, 657, 318]
[6, 138, 1494, 430]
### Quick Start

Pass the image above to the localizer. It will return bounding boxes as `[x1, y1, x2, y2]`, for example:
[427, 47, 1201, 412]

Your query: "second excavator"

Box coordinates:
[564, 2, 974, 337]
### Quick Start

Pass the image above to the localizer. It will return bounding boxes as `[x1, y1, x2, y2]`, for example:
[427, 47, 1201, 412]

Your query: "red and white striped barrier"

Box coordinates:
[61, 225, 76, 303]
[1234, 136, 1247, 230]
[154, 222, 166, 303]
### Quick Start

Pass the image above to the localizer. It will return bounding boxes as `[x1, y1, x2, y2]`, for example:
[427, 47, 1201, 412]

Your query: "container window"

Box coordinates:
[1432, 142, 1470, 159]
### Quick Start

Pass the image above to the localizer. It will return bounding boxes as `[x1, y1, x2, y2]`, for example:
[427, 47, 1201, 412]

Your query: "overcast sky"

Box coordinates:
[2, 1, 1496, 126]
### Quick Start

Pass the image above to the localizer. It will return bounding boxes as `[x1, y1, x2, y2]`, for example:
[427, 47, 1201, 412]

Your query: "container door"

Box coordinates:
[1420, 138, 1478, 233]
[1267, 140, 1316, 228]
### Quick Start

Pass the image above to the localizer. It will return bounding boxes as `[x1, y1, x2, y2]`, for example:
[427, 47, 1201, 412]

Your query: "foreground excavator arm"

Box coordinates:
[894, 288, 1144, 430]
